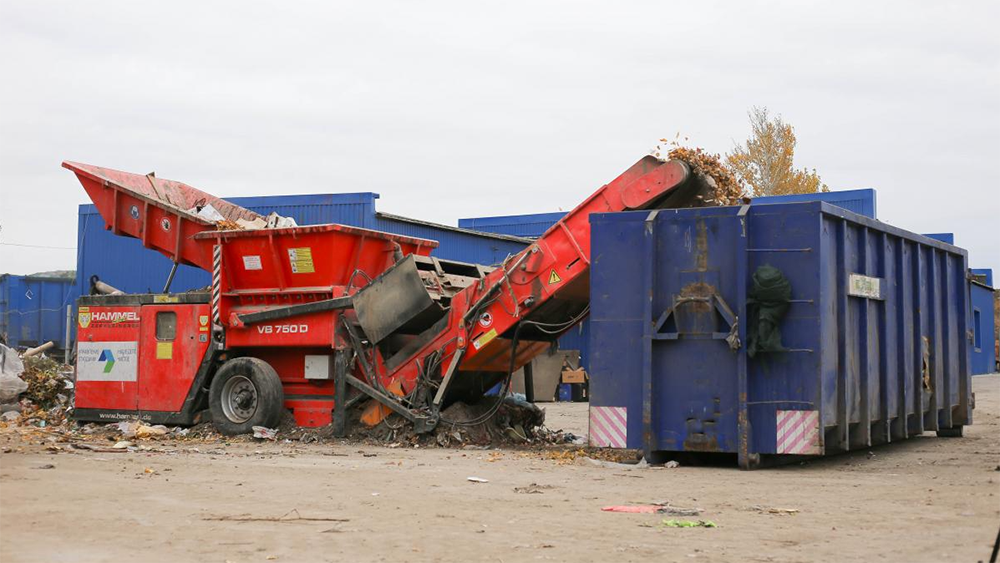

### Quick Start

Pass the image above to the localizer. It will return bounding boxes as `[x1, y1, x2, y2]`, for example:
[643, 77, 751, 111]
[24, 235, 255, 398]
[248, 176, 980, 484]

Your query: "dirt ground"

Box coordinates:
[1, 376, 998, 563]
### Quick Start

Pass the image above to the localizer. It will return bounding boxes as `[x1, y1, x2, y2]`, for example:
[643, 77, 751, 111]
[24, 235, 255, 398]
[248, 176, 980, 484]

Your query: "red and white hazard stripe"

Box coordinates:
[589, 406, 627, 448]
[776, 410, 821, 455]
[211, 244, 222, 326]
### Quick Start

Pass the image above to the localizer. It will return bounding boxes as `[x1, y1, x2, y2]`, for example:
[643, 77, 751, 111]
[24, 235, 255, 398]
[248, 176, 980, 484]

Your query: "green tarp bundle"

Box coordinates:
[747, 265, 791, 358]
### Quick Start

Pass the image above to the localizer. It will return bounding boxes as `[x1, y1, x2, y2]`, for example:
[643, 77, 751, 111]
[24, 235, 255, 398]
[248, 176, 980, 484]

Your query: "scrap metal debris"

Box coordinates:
[747, 505, 800, 515]
[661, 519, 717, 528]
[513, 483, 554, 494]
[203, 509, 350, 523]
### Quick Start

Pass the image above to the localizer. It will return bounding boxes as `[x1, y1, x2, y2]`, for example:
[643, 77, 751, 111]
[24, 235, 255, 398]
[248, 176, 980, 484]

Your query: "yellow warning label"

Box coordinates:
[288, 247, 315, 274]
[548, 269, 562, 285]
[472, 328, 498, 351]
[153, 295, 179, 303]
[156, 342, 173, 360]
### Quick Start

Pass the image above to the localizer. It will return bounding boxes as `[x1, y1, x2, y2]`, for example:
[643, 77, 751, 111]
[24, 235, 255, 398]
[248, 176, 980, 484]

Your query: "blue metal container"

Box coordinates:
[557, 384, 572, 402]
[589, 202, 973, 468]
[0, 274, 76, 350]
[969, 270, 996, 375]
[753, 188, 877, 219]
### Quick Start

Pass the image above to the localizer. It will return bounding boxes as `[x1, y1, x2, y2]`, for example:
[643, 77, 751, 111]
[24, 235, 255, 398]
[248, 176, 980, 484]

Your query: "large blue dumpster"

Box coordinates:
[0, 274, 76, 350]
[589, 202, 973, 469]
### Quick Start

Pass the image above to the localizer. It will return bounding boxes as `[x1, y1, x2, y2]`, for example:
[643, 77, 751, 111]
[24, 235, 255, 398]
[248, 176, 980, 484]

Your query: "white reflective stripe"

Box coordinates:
[776, 410, 821, 455]
[589, 406, 627, 448]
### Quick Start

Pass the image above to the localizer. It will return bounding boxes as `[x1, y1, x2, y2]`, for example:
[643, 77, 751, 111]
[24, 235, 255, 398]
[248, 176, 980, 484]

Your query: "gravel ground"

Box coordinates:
[1, 375, 997, 563]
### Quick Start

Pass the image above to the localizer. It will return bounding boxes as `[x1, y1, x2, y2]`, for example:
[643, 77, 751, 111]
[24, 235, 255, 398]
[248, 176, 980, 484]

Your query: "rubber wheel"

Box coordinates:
[209, 357, 284, 436]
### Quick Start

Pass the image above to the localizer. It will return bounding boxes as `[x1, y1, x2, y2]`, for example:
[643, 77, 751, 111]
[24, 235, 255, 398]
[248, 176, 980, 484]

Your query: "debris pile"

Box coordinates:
[347, 395, 560, 448]
[0, 344, 73, 427]
[19, 355, 72, 410]
[651, 137, 747, 206]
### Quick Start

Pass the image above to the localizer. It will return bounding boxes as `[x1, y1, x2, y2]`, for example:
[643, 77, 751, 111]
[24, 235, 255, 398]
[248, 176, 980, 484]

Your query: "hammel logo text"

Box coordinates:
[79, 308, 139, 328]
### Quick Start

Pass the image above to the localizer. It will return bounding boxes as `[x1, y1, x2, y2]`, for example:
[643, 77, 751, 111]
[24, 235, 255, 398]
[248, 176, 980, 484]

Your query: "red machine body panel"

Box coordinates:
[75, 305, 142, 412]
[137, 304, 211, 412]
[63, 161, 263, 270]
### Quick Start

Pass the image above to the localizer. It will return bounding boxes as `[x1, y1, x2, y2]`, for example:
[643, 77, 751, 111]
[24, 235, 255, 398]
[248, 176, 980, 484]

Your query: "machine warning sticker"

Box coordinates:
[199, 315, 209, 332]
[156, 342, 173, 360]
[153, 295, 178, 303]
[77, 341, 138, 382]
[288, 247, 315, 274]
[478, 312, 493, 328]
[472, 328, 498, 350]
[548, 269, 562, 285]
[243, 255, 263, 270]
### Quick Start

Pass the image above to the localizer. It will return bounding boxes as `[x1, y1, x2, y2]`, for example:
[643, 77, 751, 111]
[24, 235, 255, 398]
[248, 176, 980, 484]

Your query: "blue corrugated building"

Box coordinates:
[0, 273, 76, 350]
[969, 269, 997, 374]
[76, 192, 530, 298]
[923, 233, 956, 245]
[919, 234, 996, 375]
[751, 188, 877, 219]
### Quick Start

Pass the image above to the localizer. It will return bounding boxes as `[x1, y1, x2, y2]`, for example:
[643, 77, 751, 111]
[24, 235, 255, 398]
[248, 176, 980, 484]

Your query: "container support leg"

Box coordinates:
[333, 349, 349, 438]
[523, 362, 535, 403]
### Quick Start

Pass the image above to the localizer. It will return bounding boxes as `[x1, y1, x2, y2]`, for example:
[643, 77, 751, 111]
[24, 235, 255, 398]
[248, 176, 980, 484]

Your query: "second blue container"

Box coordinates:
[588, 202, 973, 469]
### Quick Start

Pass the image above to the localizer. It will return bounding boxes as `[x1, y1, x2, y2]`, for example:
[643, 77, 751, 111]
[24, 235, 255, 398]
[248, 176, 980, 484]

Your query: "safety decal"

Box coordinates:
[472, 328, 498, 350]
[199, 315, 209, 332]
[153, 295, 179, 303]
[156, 342, 173, 360]
[776, 410, 821, 455]
[589, 406, 627, 448]
[243, 255, 262, 270]
[77, 341, 138, 382]
[548, 269, 562, 285]
[478, 312, 493, 328]
[288, 247, 315, 274]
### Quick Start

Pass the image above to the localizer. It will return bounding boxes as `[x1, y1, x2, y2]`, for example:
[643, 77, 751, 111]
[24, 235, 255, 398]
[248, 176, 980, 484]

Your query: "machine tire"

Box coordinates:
[208, 357, 284, 436]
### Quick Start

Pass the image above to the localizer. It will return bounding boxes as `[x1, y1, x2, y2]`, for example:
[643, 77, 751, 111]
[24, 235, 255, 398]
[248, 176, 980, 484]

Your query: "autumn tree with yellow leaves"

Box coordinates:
[726, 107, 828, 197]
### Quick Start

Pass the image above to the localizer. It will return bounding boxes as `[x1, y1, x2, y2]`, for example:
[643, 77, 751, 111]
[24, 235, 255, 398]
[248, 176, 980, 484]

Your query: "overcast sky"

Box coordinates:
[1, 1, 997, 278]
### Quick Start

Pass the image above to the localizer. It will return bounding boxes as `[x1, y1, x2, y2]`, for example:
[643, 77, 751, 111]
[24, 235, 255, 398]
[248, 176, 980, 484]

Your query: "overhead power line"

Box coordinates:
[0, 242, 77, 250]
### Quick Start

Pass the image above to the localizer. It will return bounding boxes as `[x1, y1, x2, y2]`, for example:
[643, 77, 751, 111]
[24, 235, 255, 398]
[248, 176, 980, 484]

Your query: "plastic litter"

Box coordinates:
[602, 503, 702, 516]
[0, 344, 27, 403]
[253, 426, 278, 440]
